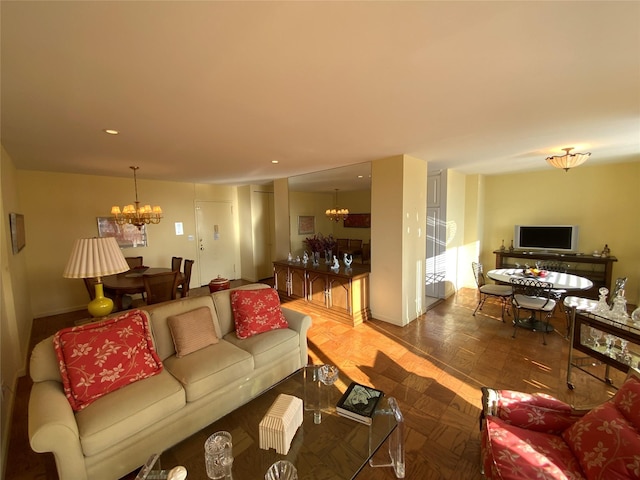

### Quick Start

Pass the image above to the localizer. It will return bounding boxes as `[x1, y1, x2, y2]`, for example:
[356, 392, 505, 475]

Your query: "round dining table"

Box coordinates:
[487, 268, 593, 334]
[487, 268, 593, 291]
[103, 267, 184, 311]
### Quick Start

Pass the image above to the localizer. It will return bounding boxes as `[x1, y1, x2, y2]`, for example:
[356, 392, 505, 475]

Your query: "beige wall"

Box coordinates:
[288, 190, 371, 257]
[371, 154, 427, 326]
[1, 148, 33, 476]
[17, 170, 241, 317]
[479, 161, 640, 304]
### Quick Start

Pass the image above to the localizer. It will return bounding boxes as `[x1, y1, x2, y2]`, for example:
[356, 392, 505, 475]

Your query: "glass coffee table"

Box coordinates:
[136, 367, 404, 479]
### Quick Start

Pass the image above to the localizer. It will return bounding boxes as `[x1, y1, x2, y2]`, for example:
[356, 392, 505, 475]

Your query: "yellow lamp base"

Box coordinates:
[88, 283, 114, 318]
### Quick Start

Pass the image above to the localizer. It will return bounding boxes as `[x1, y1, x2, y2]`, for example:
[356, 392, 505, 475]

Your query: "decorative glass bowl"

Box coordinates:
[265, 460, 298, 480]
[318, 364, 339, 386]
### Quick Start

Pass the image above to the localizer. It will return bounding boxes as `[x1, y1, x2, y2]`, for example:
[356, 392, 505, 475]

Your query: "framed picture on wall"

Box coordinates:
[344, 213, 371, 228]
[297, 215, 315, 235]
[9, 212, 26, 254]
[97, 217, 148, 248]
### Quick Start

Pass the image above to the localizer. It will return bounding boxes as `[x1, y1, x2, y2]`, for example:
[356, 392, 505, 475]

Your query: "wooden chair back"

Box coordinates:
[143, 271, 179, 305]
[179, 259, 195, 297]
[125, 256, 143, 269]
[171, 256, 183, 272]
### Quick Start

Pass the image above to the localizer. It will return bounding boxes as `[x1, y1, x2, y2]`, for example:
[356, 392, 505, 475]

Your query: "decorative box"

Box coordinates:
[259, 394, 303, 455]
[208, 276, 230, 293]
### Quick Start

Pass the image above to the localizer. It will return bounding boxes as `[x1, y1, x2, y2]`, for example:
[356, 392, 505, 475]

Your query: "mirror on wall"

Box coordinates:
[288, 163, 371, 257]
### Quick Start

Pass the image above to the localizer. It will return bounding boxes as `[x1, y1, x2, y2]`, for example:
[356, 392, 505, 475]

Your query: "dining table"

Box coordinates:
[487, 268, 593, 333]
[487, 268, 593, 292]
[103, 267, 184, 311]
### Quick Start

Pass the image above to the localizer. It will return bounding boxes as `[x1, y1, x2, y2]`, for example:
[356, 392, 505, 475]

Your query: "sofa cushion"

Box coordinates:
[163, 340, 254, 402]
[75, 369, 185, 456]
[223, 328, 299, 369]
[212, 283, 273, 336]
[144, 295, 220, 360]
[562, 400, 640, 479]
[612, 373, 640, 429]
[230, 288, 288, 339]
[483, 416, 585, 480]
[53, 310, 163, 411]
[168, 307, 219, 358]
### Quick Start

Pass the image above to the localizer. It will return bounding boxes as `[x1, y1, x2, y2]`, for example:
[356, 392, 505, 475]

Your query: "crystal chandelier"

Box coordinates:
[545, 147, 591, 172]
[325, 189, 349, 222]
[111, 166, 163, 229]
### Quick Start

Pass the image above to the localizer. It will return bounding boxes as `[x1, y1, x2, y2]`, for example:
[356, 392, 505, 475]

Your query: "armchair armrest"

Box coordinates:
[481, 387, 583, 434]
[281, 307, 312, 366]
[29, 380, 88, 480]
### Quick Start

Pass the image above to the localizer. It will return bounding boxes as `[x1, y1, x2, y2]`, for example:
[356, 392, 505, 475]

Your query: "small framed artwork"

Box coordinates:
[9, 212, 26, 254]
[97, 217, 148, 248]
[344, 213, 371, 228]
[297, 215, 315, 235]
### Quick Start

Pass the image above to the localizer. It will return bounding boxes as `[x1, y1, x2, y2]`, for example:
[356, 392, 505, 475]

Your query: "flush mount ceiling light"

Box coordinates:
[103, 129, 119, 135]
[111, 166, 162, 229]
[325, 189, 349, 222]
[546, 147, 591, 172]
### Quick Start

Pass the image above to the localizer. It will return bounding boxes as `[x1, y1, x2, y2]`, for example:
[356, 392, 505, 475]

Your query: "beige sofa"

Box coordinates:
[28, 283, 312, 480]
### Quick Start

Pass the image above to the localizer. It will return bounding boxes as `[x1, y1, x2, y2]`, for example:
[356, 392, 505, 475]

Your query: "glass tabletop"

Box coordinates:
[136, 368, 399, 480]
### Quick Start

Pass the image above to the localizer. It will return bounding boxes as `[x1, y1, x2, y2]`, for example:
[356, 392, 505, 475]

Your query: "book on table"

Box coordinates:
[335, 382, 384, 425]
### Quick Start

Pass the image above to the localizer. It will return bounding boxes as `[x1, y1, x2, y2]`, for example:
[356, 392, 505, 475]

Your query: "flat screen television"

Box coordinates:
[514, 225, 579, 253]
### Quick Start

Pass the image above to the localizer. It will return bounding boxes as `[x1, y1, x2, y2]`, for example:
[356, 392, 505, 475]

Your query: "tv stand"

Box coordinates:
[493, 250, 617, 299]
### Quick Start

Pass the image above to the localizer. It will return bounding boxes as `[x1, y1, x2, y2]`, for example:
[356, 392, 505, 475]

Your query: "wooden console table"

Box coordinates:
[273, 260, 371, 326]
[493, 250, 617, 299]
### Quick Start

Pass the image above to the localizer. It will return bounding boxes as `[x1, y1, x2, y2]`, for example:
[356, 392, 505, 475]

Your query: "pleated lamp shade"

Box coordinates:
[63, 237, 130, 317]
[63, 237, 130, 279]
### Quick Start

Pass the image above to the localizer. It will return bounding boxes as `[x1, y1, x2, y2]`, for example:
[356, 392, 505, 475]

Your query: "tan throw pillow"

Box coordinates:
[168, 307, 219, 358]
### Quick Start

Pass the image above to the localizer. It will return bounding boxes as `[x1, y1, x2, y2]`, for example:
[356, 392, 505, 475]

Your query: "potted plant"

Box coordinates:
[304, 234, 324, 253]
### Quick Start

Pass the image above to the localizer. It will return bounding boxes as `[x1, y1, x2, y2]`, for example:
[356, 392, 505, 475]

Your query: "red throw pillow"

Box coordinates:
[53, 310, 163, 411]
[230, 288, 289, 339]
[562, 401, 640, 479]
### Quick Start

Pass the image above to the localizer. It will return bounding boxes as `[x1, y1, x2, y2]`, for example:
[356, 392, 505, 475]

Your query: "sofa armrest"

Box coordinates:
[29, 380, 88, 480]
[281, 307, 312, 365]
[480, 387, 583, 434]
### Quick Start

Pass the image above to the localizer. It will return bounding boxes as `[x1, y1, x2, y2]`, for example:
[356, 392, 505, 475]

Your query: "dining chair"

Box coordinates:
[336, 238, 349, 257]
[471, 262, 512, 322]
[177, 259, 194, 298]
[125, 256, 144, 269]
[142, 271, 180, 305]
[362, 241, 371, 264]
[171, 256, 183, 272]
[347, 239, 363, 261]
[509, 277, 556, 345]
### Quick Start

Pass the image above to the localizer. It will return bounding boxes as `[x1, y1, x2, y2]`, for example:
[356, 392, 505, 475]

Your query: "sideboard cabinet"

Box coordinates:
[494, 250, 617, 299]
[273, 260, 371, 326]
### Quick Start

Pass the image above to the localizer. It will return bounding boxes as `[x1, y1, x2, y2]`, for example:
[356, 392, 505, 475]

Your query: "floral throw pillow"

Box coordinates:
[230, 288, 289, 339]
[53, 309, 163, 411]
[562, 401, 640, 479]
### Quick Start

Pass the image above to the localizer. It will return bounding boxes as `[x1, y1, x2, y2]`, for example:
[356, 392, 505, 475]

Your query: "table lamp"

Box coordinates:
[63, 237, 130, 317]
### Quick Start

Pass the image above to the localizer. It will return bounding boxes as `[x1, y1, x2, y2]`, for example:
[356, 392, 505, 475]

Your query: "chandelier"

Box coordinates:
[111, 166, 162, 229]
[545, 147, 591, 172]
[325, 189, 349, 222]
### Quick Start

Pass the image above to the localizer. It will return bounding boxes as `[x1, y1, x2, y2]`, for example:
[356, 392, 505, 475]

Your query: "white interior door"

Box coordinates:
[195, 201, 236, 285]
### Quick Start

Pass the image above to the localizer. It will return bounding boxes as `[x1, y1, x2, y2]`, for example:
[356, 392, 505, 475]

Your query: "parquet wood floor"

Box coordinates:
[5, 286, 622, 479]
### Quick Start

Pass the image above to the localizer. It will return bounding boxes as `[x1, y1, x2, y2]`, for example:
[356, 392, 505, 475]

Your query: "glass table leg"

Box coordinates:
[369, 397, 405, 478]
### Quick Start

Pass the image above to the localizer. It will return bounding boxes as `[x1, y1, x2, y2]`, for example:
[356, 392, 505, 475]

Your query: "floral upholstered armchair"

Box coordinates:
[480, 368, 640, 479]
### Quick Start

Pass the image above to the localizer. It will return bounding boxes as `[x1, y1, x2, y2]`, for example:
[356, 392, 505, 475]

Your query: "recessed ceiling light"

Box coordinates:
[103, 129, 119, 135]
[357, 175, 363, 179]
[271, 160, 279, 164]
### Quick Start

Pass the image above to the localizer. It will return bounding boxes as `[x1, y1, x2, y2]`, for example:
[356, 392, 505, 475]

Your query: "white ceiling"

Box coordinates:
[2, 1, 639, 192]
